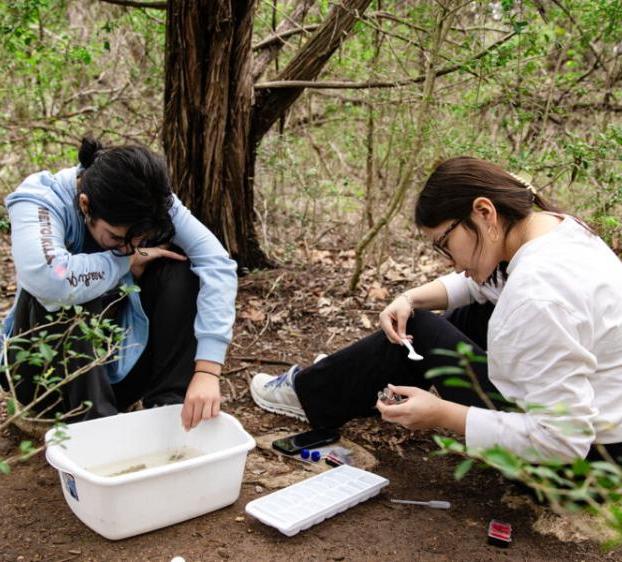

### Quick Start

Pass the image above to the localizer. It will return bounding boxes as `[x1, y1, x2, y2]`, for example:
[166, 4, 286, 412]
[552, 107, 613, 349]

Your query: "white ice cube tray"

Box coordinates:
[245, 465, 389, 536]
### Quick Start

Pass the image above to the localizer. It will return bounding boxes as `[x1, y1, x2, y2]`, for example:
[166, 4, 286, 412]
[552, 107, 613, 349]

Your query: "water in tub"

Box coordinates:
[87, 446, 204, 477]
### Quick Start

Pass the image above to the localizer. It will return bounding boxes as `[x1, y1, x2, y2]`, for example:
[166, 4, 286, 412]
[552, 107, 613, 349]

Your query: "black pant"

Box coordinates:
[294, 302, 496, 429]
[4, 259, 199, 422]
[294, 303, 622, 462]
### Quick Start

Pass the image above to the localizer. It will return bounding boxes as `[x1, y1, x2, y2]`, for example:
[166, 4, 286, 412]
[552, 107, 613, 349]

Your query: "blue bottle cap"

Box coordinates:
[311, 451, 321, 462]
[300, 448, 310, 459]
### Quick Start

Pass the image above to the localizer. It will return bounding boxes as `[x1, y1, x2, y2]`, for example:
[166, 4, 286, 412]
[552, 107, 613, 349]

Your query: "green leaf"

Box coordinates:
[424, 366, 464, 379]
[442, 377, 472, 389]
[455, 342, 474, 355]
[6, 398, 16, 416]
[571, 459, 591, 477]
[454, 458, 474, 480]
[431, 348, 460, 358]
[482, 446, 523, 478]
[19, 440, 34, 455]
[38, 342, 55, 362]
[0, 461, 10, 476]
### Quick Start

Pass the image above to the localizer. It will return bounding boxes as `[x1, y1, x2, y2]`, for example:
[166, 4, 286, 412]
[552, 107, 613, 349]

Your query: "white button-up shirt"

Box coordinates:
[439, 217, 622, 461]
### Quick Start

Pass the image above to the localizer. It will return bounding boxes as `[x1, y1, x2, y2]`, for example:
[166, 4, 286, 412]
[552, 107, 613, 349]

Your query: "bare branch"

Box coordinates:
[251, 0, 375, 141]
[253, 24, 320, 51]
[252, 0, 316, 81]
[255, 31, 517, 89]
[98, 0, 167, 9]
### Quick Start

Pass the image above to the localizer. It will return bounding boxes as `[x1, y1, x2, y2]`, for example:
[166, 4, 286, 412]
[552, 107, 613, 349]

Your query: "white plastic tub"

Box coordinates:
[44, 405, 255, 540]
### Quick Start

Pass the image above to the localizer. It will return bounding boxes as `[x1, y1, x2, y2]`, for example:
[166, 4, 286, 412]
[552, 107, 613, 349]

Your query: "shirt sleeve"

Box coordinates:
[170, 196, 238, 365]
[438, 272, 490, 310]
[8, 202, 131, 311]
[465, 299, 597, 462]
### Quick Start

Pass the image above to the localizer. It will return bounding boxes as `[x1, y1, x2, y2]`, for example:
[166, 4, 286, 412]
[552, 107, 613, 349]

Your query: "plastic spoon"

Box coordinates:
[390, 499, 451, 509]
[401, 338, 423, 361]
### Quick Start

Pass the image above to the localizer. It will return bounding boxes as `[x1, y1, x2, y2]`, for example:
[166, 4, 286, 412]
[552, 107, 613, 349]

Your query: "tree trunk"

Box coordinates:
[163, 0, 374, 269]
[163, 0, 269, 269]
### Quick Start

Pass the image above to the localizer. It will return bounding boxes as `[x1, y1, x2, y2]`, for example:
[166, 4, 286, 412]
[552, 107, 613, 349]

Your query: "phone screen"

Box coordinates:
[272, 429, 340, 455]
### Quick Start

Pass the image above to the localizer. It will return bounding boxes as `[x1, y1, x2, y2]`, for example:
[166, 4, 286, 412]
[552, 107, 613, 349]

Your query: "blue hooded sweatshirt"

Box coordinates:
[2, 167, 238, 382]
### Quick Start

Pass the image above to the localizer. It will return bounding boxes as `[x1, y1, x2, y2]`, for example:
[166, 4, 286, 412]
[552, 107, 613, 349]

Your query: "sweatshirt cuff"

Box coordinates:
[195, 336, 229, 365]
[110, 254, 131, 278]
[438, 272, 472, 310]
[465, 407, 502, 450]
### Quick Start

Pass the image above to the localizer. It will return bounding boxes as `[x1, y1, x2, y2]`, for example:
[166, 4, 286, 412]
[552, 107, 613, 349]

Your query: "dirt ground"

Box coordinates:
[1, 240, 621, 561]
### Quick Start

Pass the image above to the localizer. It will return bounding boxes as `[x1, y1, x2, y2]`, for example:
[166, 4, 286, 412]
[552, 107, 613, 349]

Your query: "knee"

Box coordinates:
[145, 259, 198, 295]
[405, 309, 439, 334]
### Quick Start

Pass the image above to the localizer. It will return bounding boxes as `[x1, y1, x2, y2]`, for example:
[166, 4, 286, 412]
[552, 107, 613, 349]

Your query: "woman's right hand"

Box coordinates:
[129, 246, 187, 279]
[379, 293, 413, 344]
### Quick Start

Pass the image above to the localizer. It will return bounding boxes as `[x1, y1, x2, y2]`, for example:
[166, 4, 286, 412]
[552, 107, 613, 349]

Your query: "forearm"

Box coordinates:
[402, 279, 449, 311]
[436, 400, 468, 435]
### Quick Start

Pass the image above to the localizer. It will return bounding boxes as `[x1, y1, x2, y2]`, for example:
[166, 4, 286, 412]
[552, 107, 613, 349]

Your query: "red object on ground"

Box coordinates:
[487, 520, 512, 547]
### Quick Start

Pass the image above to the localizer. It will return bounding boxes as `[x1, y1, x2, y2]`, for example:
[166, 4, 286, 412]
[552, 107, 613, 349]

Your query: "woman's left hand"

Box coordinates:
[376, 385, 445, 431]
[377, 384, 468, 434]
[181, 372, 221, 430]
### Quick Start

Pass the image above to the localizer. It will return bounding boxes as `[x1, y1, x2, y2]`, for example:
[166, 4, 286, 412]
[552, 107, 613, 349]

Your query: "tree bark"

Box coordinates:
[163, 0, 375, 269]
[163, 0, 269, 268]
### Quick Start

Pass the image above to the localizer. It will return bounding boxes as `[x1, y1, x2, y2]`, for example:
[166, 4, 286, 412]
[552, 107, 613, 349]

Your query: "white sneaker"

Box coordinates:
[250, 365, 308, 422]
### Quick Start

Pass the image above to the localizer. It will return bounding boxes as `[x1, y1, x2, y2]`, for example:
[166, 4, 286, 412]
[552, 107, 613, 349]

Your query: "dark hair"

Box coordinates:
[415, 156, 561, 232]
[77, 135, 175, 253]
[415, 156, 565, 282]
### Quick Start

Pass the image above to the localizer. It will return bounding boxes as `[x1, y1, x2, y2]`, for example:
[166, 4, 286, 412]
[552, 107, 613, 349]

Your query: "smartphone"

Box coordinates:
[272, 429, 340, 455]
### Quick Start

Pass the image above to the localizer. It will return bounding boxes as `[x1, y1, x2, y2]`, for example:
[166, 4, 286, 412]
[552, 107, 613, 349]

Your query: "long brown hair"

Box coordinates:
[415, 156, 561, 234]
[415, 157, 567, 282]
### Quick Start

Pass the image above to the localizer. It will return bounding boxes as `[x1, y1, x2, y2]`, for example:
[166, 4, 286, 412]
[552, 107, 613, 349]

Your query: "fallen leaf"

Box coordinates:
[367, 283, 389, 302]
[360, 314, 372, 329]
[240, 306, 265, 323]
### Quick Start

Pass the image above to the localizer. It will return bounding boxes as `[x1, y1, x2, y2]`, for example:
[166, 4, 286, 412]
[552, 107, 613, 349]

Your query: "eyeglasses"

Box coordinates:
[110, 244, 152, 257]
[432, 219, 462, 261]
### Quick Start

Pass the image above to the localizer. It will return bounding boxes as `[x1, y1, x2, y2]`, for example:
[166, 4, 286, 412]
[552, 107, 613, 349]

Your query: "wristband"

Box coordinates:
[195, 370, 221, 379]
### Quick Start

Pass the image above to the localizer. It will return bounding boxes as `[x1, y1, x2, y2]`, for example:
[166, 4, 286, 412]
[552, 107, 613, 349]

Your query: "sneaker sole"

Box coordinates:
[250, 384, 308, 423]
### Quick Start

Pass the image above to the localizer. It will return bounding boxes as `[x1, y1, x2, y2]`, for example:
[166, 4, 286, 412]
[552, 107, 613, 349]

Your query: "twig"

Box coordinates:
[229, 355, 293, 366]
[98, 0, 166, 8]
[255, 31, 516, 89]
[253, 24, 321, 50]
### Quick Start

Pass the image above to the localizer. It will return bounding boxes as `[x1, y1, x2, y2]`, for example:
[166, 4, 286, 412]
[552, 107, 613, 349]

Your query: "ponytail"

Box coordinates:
[78, 135, 104, 170]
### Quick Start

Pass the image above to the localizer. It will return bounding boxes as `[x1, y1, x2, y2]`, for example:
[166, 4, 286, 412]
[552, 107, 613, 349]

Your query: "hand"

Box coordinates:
[376, 385, 468, 434]
[376, 384, 444, 430]
[379, 294, 413, 344]
[129, 246, 187, 279]
[181, 372, 221, 430]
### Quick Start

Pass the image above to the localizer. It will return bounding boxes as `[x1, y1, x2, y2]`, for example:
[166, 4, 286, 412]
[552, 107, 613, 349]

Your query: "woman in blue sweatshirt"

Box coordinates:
[1, 136, 237, 429]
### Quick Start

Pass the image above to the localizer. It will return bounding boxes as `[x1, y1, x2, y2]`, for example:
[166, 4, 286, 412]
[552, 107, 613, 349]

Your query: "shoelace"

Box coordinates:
[265, 366, 298, 388]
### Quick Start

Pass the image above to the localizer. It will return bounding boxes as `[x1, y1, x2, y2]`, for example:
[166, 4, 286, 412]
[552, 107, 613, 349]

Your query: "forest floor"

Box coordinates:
[0, 234, 620, 561]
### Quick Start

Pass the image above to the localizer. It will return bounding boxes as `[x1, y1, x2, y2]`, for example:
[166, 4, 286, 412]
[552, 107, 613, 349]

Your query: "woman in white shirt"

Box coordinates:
[251, 156, 622, 463]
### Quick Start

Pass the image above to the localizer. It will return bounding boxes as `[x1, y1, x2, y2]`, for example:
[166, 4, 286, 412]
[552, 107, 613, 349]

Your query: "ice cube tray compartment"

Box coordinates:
[245, 465, 389, 536]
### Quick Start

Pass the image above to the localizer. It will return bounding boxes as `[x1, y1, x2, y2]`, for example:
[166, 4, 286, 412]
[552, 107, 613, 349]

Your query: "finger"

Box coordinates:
[379, 314, 402, 345]
[190, 400, 203, 428]
[212, 394, 221, 417]
[201, 400, 213, 422]
[376, 398, 406, 417]
[388, 384, 419, 397]
[396, 312, 409, 340]
[158, 249, 187, 261]
[379, 407, 405, 424]
[181, 400, 193, 431]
